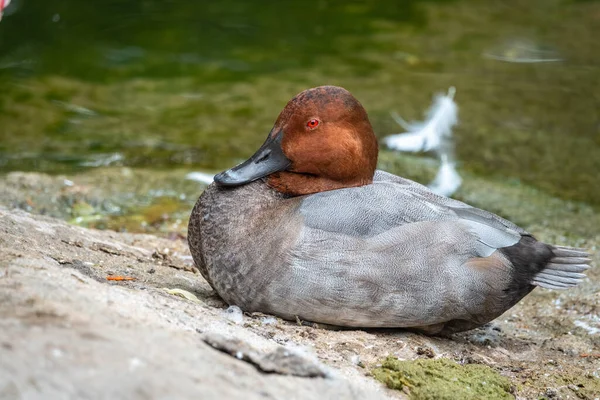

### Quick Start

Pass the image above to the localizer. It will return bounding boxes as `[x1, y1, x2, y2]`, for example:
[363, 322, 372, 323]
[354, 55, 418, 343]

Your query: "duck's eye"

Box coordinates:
[306, 119, 320, 129]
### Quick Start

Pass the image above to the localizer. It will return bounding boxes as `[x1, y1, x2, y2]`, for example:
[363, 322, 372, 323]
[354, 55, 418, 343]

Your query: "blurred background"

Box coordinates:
[0, 0, 598, 239]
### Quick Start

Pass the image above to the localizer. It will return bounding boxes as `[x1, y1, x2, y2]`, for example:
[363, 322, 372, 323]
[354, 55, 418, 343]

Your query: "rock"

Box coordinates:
[415, 346, 435, 358]
[0, 207, 387, 400]
[203, 333, 328, 378]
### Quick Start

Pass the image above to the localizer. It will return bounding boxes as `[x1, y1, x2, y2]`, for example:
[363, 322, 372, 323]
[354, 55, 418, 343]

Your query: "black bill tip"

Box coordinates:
[214, 130, 291, 187]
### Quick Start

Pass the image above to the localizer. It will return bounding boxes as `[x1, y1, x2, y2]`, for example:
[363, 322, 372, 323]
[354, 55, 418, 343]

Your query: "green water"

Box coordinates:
[0, 0, 599, 208]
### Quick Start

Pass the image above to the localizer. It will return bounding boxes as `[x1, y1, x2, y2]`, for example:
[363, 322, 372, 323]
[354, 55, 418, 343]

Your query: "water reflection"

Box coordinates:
[0, 0, 433, 80]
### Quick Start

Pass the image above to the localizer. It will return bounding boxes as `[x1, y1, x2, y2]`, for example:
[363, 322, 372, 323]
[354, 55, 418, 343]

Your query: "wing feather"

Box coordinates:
[298, 170, 522, 257]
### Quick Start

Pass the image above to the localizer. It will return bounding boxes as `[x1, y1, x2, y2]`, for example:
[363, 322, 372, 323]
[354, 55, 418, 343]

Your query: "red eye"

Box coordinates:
[307, 119, 319, 129]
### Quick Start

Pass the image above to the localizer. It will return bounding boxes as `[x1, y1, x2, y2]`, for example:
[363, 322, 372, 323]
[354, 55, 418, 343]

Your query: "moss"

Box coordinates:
[372, 357, 513, 400]
[1, 168, 201, 236]
[139, 197, 182, 226]
[71, 201, 96, 218]
[69, 194, 192, 235]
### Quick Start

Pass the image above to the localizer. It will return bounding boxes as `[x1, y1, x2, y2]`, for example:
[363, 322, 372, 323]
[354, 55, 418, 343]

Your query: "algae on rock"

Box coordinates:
[372, 357, 513, 400]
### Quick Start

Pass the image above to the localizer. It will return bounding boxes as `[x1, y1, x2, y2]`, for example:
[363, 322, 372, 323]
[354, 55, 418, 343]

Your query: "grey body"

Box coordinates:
[188, 171, 589, 334]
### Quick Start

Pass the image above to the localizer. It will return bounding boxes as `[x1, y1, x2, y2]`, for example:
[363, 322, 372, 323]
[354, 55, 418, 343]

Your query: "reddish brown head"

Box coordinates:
[214, 86, 379, 196]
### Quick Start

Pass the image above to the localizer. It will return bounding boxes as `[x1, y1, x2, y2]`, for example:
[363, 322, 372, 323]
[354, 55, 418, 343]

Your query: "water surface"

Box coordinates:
[1, 0, 598, 213]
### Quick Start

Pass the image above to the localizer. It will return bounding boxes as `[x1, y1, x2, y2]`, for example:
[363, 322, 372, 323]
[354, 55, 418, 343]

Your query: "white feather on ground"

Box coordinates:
[185, 172, 215, 185]
[222, 305, 244, 325]
[384, 87, 457, 153]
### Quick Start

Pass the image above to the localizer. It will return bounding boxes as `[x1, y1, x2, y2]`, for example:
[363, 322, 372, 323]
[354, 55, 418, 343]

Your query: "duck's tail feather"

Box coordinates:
[531, 246, 591, 290]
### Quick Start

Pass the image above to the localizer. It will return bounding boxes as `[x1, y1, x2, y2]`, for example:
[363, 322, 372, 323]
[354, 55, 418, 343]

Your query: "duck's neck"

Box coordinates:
[266, 171, 373, 196]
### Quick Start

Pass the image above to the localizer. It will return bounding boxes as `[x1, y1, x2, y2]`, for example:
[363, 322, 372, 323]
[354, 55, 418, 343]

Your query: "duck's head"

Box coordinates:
[214, 86, 378, 196]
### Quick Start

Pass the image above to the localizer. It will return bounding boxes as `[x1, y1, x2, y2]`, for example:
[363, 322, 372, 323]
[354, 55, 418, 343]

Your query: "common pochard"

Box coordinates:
[188, 86, 590, 335]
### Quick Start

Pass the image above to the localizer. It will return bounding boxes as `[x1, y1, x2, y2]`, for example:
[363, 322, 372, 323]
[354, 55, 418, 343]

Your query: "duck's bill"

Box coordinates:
[214, 130, 291, 187]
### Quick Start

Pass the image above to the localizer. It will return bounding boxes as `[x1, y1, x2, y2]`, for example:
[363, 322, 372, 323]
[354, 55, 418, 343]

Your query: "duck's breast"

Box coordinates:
[188, 180, 303, 308]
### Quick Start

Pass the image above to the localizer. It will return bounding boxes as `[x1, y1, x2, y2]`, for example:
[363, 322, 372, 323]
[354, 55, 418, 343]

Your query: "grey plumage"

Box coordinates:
[188, 170, 592, 335]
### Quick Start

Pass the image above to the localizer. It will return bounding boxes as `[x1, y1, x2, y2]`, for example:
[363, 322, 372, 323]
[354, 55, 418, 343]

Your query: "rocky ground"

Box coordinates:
[0, 169, 599, 400]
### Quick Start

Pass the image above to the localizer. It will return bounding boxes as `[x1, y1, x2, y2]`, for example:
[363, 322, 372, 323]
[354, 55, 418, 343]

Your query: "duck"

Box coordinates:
[188, 86, 591, 335]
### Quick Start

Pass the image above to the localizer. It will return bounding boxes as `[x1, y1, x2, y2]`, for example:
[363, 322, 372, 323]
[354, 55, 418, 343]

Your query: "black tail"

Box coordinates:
[500, 236, 591, 294]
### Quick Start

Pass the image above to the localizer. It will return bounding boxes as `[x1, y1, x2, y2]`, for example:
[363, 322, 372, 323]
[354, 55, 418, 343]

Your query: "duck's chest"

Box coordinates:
[188, 181, 302, 307]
